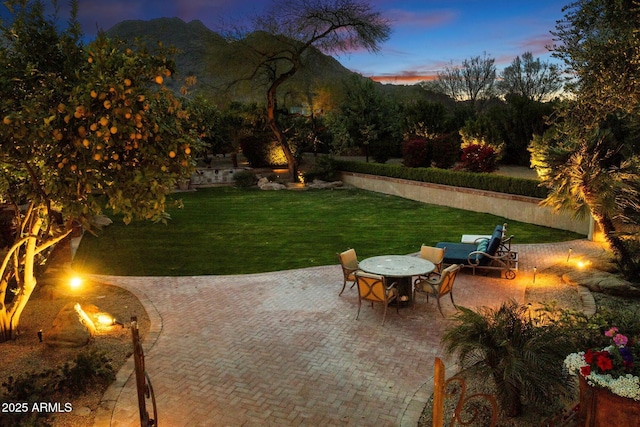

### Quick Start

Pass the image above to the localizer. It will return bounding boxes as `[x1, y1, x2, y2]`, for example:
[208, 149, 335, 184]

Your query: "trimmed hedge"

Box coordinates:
[335, 160, 548, 199]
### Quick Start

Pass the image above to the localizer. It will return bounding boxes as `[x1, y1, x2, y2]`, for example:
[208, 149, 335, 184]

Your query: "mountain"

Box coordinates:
[105, 17, 447, 109]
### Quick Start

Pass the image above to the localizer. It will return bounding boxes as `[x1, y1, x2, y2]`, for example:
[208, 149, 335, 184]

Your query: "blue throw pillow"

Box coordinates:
[473, 239, 489, 262]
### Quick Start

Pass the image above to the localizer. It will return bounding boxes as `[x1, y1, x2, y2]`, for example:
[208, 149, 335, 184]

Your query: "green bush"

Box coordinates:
[60, 348, 115, 394]
[1, 349, 114, 426]
[232, 170, 257, 188]
[335, 160, 547, 198]
[303, 155, 339, 182]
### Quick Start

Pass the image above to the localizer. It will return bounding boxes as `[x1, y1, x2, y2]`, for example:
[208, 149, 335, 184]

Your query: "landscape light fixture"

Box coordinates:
[69, 276, 82, 291]
[567, 248, 573, 262]
[533, 266, 537, 284]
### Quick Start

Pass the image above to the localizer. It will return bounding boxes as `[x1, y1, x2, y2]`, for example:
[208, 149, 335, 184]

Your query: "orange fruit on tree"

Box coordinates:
[169, 150, 176, 158]
[3, 116, 11, 125]
[103, 100, 112, 109]
[93, 153, 102, 161]
[82, 139, 90, 148]
[110, 126, 118, 134]
[99, 117, 109, 127]
[124, 78, 132, 87]
[184, 147, 191, 155]
[70, 164, 77, 171]
[90, 90, 98, 98]
[154, 75, 163, 85]
[112, 153, 119, 160]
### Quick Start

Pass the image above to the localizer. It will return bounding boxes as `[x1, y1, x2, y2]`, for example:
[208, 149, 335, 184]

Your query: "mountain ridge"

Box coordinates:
[104, 17, 447, 108]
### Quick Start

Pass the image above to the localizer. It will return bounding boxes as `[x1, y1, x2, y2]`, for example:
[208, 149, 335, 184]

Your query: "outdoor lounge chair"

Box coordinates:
[354, 271, 399, 325]
[436, 224, 518, 279]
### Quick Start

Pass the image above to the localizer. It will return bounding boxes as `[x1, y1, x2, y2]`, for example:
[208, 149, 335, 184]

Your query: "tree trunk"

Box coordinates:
[595, 211, 632, 260]
[267, 84, 298, 182]
[0, 215, 70, 342]
[0, 234, 38, 342]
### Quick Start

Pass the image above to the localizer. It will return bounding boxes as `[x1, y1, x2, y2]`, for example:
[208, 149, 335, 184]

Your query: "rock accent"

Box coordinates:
[307, 179, 343, 189]
[259, 181, 287, 190]
[44, 302, 96, 348]
[562, 268, 640, 297]
[92, 214, 113, 228]
[257, 176, 343, 190]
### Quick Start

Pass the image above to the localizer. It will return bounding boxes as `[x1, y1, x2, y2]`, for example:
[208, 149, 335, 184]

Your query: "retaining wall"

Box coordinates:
[340, 171, 594, 238]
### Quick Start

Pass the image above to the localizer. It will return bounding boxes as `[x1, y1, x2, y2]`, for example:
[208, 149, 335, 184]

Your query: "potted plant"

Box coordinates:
[564, 327, 640, 425]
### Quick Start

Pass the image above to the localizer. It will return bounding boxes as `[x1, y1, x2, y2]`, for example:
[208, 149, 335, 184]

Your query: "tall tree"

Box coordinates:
[498, 52, 563, 101]
[229, 0, 391, 180]
[531, 0, 640, 277]
[431, 53, 496, 109]
[551, 0, 640, 121]
[0, 0, 198, 341]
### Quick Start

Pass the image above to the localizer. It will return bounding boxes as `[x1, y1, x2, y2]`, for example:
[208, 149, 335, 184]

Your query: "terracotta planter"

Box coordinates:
[578, 375, 640, 426]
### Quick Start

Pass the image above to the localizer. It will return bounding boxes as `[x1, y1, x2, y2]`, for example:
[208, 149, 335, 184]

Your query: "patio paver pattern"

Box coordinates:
[93, 239, 603, 427]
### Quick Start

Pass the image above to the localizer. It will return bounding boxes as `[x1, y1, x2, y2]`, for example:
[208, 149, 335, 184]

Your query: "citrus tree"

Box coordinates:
[0, 0, 198, 341]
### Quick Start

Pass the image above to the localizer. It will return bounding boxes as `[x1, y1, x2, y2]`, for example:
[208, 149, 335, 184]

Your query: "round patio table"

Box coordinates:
[359, 255, 435, 305]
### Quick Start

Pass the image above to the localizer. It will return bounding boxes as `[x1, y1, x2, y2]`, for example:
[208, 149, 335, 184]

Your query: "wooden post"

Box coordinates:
[131, 316, 151, 426]
[432, 357, 445, 427]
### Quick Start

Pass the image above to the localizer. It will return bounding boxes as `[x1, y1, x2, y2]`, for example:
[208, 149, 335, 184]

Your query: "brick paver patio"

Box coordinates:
[93, 239, 605, 427]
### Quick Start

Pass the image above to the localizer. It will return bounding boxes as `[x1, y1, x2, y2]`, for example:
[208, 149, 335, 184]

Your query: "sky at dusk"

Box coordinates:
[4, 0, 571, 84]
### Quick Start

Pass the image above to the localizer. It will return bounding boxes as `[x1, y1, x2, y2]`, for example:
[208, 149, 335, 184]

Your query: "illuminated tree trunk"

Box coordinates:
[0, 211, 70, 342]
[265, 50, 301, 182]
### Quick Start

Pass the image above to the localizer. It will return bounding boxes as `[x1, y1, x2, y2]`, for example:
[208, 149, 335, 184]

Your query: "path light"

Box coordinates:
[533, 266, 537, 284]
[97, 314, 115, 326]
[567, 248, 573, 262]
[577, 260, 591, 269]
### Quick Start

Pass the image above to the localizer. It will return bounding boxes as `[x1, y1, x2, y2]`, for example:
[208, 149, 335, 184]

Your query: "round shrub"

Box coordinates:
[460, 143, 499, 173]
[430, 132, 461, 169]
[402, 137, 431, 167]
[233, 170, 257, 188]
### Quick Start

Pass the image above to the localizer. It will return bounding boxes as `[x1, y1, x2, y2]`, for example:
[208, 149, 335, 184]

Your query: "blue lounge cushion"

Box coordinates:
[437, 224, 505, 266]
[437, 242, 478, 264]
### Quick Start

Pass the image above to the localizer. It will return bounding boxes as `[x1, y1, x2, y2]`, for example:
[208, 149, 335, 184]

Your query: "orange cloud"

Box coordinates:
[368, 73, 438, 85]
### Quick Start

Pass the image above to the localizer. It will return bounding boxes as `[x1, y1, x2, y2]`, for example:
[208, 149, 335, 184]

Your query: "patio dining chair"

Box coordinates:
[354, 271, 399, 325]
[413, 264, 461, 317]
[419, 244, 446, 274]
[337, 248, 359, 296]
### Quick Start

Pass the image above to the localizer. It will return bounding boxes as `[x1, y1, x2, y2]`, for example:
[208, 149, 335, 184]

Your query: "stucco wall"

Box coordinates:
[340, 171, 592, 237]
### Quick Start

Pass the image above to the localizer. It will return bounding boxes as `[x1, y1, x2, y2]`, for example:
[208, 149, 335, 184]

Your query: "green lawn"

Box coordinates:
[71, 187, 585, 276]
